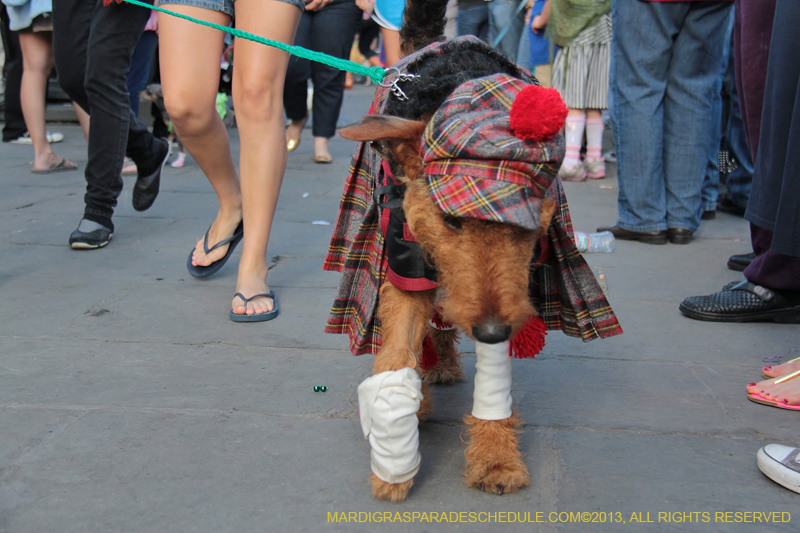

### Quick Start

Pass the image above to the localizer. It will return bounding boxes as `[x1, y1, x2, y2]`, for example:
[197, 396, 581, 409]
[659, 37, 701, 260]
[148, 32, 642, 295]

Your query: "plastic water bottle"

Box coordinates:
[574, 231, 615, 253]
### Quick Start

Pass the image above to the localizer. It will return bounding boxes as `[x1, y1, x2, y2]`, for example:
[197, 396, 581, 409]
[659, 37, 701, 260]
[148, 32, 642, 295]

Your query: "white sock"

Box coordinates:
[585, 117, 604, 161]
[563, 114, 586, 170]
[78, 219, 109, 233]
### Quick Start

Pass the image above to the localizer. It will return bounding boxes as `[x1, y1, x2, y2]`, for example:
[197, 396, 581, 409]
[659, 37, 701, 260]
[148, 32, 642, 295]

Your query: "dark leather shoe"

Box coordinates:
[668, 228, 693, 244]
[69, 226, 113, 250]
[132, 138, 171, 212]
[596, 225, 667, 245]
[680, 281, 800, 323]
[701, 210, 716, 220]
[716, 195, 746, 217]
[727, 252, 756, 272]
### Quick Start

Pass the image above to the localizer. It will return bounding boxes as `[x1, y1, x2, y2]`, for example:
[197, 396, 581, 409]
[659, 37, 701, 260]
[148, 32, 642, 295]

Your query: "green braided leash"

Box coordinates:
[122, 0, 388, 85]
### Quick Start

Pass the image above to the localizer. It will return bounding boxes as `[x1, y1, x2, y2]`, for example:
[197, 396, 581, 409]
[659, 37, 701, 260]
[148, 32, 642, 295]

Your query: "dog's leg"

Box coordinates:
[463, 341, 530, 495]
[362, 282, 435, 503]
[421, 327, 464, 385]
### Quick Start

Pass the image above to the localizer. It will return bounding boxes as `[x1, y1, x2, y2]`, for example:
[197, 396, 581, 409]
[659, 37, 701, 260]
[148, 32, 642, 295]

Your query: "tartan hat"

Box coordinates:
[421, 74, 568, 231]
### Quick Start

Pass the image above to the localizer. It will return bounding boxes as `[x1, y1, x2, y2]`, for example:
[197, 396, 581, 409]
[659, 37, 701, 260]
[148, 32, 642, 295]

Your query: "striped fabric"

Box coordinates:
[552, 13, 611, 109]
[323, 36, 622, 356]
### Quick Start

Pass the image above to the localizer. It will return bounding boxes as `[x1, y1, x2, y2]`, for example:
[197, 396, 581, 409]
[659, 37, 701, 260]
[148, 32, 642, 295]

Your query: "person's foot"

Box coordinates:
[191, 209, 243, 268]
[558, 161, 586, 182]
[596, 224, 668, 245]
[170, 151, 186, 168]
[679, 281, 800, 323]
[728, 252, 756, 272]
[286, 114, 309, 152]
[313, 137, 332, 164]
[9, 131, 64, 144]
[584, 158, 605, 179]
[231, 275, 275, 316]
[668, 228, 693, 245]
[762, 359, 800, 379]
[756, 444, 800, 494]
[701, 209, 716, 220]
[746, 375, 800, 407]
[69, 219, 113, 250]
[716, 194, 747, 217]
[132, 138, 171, 211]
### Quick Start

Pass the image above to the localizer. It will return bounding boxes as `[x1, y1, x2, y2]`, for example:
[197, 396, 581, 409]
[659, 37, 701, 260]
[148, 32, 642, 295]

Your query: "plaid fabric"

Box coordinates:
[324, 37, 622, 356]
[423, 75, 564, 231]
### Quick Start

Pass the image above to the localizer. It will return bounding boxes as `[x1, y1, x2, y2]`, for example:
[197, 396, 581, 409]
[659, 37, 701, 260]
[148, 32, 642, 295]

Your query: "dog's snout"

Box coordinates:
[471, 322, 512, 344]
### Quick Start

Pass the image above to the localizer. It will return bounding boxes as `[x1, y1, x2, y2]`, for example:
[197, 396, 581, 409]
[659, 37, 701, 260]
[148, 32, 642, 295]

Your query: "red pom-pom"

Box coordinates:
[509, 85, 568, 142]
[509, 315, 547, 359]
[420, 333, 439, 370]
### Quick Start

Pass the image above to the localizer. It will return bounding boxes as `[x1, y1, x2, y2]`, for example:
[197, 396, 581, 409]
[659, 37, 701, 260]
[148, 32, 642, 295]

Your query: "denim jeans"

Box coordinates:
[610, 0, 733, 232]
[284, 0, 360, 139]
[127, 30, 158, 116]
[457, 2, 490, 43]
[53, 0, 163, 231]
[488, 0, 524, 63]
[721, 31, 754, 209]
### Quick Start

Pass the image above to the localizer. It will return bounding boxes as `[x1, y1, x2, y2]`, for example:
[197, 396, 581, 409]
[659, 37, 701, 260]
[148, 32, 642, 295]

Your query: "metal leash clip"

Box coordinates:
[378, 67, 420, 102]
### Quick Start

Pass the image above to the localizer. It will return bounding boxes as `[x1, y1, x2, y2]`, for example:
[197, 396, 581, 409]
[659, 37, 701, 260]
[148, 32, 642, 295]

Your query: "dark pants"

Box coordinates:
[1, 7, 26, 141]
[53, 0, 162, 231]
[283, 0, 360, 139]
[357, 17, 380, 60]
[127, 30, 158, 115]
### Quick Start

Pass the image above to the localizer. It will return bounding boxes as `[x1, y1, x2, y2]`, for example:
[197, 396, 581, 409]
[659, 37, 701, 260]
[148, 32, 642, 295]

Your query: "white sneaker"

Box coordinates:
[10, 131, 64, 144]
[757, 444, 800, 494]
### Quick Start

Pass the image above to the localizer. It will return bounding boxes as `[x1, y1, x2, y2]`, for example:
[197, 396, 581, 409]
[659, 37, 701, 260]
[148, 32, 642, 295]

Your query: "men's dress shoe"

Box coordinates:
[701, 210, 716, 220]
[132, 138, 171, 212]
[69, 226, 113, 250]
[596, 225, 668, 245]
[668, 228, 693, 244]
[727, 252, 756, 272]
[716, 195, 747, 217]
[679, 281, 800, 323]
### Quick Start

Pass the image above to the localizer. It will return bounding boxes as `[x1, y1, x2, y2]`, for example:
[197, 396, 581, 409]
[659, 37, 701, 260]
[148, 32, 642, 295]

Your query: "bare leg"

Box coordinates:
[380, 27, 401, 65]
[230, 0, 301, 316]
[73, 103, 90, 141]
[158, 7, 243, 271]
[18, 31, 72, 170]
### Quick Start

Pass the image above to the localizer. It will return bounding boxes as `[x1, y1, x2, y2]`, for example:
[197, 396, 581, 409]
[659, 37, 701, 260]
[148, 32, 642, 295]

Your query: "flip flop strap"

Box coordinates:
[203, 224, 243, 254]
[233, 291, 275, 306]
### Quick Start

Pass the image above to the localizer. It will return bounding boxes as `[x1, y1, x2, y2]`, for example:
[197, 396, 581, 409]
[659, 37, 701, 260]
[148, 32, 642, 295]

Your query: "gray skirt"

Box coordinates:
[552, 13, 611, 110]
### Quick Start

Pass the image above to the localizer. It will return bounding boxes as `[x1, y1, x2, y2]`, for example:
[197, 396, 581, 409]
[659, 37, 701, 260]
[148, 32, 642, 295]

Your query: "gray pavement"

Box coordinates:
[1, 85, 798, 533]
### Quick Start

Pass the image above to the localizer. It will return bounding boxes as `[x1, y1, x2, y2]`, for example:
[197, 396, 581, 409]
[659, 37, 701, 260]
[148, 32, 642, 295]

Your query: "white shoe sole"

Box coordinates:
[757, 446, 800, 494]
[70, 235, 113, 250]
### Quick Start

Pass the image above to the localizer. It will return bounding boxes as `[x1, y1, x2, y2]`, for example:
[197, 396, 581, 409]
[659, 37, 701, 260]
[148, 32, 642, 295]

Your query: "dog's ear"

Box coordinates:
[341, 115, 426, 180]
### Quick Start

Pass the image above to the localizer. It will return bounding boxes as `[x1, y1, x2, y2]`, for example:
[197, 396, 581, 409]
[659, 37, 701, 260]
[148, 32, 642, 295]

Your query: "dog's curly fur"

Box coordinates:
[340, 0, 555, 502]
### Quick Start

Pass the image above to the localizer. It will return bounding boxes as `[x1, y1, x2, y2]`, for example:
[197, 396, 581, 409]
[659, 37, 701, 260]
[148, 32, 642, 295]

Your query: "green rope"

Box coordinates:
[122, 0, 387, 84]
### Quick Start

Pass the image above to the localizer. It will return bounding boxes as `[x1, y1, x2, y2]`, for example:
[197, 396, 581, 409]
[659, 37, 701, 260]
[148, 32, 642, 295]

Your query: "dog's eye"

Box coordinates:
[442, 214, 462, 231]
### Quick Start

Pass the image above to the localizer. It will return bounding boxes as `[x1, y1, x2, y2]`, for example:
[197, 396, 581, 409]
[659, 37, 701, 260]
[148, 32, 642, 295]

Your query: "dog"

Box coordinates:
[140, 83, 187, 168]
[324, 0, 621, 502]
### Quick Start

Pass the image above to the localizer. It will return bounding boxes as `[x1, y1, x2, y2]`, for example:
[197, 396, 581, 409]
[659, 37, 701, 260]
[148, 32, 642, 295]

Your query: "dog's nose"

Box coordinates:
[472, 322, 512, 344]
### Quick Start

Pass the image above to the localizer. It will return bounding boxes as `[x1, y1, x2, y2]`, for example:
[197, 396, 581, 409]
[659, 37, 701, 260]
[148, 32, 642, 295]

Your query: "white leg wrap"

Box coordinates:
[472, 340, 513, 420]
[357, 368, 422, 484]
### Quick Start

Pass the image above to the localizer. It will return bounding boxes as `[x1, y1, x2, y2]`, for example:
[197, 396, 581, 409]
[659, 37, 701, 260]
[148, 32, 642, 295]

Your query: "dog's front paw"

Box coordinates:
[370, 473, 414, 502]
[463, 414, 530, 495]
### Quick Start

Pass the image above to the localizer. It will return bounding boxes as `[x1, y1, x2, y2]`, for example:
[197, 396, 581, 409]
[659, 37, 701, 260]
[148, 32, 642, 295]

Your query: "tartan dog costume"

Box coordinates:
[324, 34, 621, 501]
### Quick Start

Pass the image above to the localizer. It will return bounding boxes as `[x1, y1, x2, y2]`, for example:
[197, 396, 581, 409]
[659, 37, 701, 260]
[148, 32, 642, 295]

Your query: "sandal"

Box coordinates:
[230, 290, 279, 322]
[186, 220, 244, 278]
[748, 368, 800, 411]
[31, 157, 77, 174]
[286, 113, 309, 152]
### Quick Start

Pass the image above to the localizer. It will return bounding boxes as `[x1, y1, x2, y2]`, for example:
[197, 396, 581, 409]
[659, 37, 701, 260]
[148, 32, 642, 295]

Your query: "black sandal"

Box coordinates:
[230, 290, 278, 322]
[186, 221, 244, 278]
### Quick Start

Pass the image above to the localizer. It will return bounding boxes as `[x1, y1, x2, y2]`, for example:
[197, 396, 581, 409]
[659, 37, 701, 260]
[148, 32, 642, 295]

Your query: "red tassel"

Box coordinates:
[509, 316, 547, 359]
[509, 85, 568, 142]
[420, 333, 439, 370]
[431, 311, 453, 330]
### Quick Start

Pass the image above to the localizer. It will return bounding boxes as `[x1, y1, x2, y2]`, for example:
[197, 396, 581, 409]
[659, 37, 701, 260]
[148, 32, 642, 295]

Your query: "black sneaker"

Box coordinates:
[69, 224, 113, 250]
[132, 138, 171, 212]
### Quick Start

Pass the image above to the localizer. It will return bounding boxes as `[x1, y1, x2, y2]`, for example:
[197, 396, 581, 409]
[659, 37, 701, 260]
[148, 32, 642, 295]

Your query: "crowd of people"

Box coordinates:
[1, 0, 798, 494]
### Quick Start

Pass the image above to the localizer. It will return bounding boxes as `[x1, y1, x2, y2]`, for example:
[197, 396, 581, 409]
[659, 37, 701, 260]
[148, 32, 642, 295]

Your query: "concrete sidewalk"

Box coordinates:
[1, 85, 798, 533]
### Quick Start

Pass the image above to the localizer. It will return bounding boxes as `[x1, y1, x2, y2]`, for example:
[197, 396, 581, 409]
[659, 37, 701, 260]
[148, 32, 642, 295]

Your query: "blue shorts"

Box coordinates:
[158, 0, 304, 18]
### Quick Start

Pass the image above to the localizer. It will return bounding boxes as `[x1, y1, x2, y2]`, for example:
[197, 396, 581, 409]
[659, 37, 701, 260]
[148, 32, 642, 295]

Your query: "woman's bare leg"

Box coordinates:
[231, 0, 301, 316]
[73, 103, 90, 141]
[18, 31, 67, 170]
[158, 7, 243, 268]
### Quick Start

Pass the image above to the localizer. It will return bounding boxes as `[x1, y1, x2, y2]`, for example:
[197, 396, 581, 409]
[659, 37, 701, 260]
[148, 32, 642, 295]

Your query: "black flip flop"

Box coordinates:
[186, 221, 244, 278]
[31, 157, 77, 174]
[230, 291, 279, 322]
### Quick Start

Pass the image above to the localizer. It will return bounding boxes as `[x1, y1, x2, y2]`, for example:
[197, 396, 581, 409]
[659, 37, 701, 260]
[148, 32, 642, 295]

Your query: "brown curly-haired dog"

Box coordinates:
[342, 116, 556, 501]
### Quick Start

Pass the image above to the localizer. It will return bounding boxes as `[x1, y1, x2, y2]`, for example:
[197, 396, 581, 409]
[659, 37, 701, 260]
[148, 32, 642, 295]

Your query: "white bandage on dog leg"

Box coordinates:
[357, 368, 422, 484]
[472, 340, 513, 420]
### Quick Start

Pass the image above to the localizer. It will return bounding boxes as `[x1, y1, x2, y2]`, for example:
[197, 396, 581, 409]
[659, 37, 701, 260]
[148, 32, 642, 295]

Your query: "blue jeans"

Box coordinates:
[721, 41, 754, 209]
[488, 0, 524, 62]
[127, 30, 158, 115]
[457, 3, 490, 43]
[610, 0, 733, 232]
